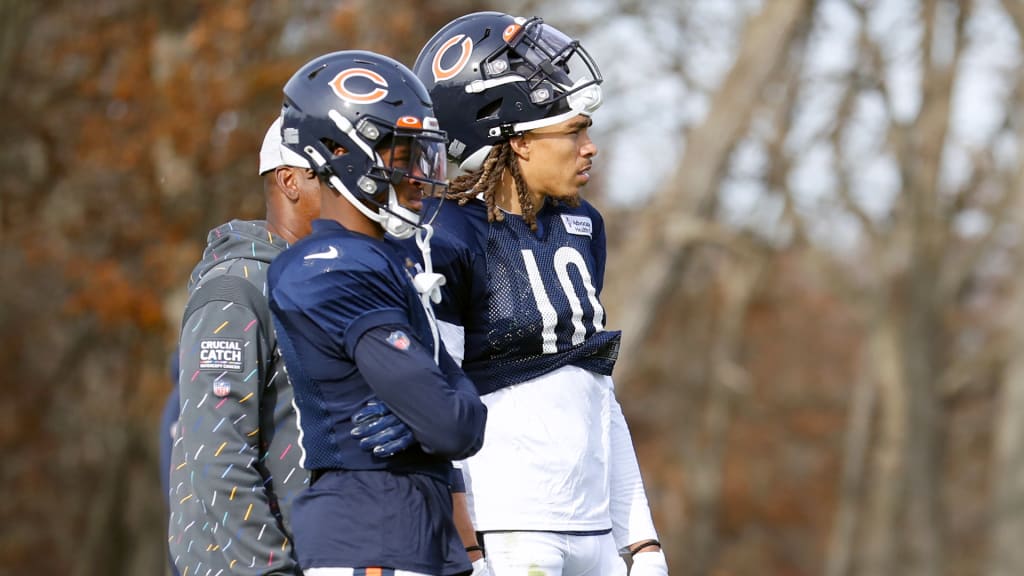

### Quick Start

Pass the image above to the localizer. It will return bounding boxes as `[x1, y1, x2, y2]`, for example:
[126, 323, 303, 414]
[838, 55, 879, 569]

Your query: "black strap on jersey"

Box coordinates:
[591, 337, 620, 363]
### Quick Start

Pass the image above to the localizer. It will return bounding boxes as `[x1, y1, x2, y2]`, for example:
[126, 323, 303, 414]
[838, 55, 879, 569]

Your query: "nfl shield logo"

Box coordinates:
[213, 379, 231, 397]
[386, 330, 411, 351]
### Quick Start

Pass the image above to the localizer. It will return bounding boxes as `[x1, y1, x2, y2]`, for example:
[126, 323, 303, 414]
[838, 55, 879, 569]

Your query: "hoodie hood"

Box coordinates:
[189, 219, 291, 288]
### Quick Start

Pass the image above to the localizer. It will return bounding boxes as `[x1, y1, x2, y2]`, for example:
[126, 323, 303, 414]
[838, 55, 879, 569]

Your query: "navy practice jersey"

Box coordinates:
[268, 218, 483, 475]
[425, 197, 622, 395]
[267, 218, 486, 574]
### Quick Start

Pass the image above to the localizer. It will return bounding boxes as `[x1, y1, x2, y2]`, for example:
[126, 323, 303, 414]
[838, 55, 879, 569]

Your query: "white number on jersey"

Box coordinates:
[521, 247, 605, 354]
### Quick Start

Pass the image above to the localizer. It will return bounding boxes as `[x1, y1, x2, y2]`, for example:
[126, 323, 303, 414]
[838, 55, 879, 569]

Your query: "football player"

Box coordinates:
[267, 50, 487, 576]
[411, 12, 668, 576]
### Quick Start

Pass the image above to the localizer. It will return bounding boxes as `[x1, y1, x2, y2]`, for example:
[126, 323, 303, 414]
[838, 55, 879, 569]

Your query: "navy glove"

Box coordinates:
[350, 400, 415, 458]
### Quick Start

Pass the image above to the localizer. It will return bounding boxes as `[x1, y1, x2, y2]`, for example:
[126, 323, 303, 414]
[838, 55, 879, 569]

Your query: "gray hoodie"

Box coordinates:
[168, 219, 306, 575]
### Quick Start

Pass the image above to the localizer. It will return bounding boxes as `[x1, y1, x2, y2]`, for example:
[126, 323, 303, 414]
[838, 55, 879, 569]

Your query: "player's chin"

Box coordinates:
[398, 191, 424, 213]
[553, 179, 587, 197]
[568, 175, 592, 195]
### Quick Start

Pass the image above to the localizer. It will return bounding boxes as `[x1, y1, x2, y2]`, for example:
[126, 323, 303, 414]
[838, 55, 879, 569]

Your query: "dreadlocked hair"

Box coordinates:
[445, 142, 542, 231]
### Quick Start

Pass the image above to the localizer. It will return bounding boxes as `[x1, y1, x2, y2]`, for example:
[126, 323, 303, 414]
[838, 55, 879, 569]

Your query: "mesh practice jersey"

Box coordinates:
[415, 197, 661, 544]
[426, 196, 621, 395]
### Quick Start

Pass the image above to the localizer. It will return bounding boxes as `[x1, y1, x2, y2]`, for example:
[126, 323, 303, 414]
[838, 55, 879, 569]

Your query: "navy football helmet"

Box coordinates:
[414, 12, 603, 171]
[281, 51, 448, 239]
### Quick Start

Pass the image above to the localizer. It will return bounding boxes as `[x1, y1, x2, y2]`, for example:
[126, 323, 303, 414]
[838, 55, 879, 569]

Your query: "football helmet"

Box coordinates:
[281, 50, 448, 239]
[414, 11, 603, 171]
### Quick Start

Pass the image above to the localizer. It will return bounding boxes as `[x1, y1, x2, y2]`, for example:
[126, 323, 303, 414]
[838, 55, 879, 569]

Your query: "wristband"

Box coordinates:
[630, 540, 660, 557]
[465, 545, 483, 554]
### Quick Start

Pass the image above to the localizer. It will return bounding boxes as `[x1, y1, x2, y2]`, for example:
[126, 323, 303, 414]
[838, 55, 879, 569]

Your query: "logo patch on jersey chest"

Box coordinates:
[560, 214, 593, 237]
[199, 338, 244, 372]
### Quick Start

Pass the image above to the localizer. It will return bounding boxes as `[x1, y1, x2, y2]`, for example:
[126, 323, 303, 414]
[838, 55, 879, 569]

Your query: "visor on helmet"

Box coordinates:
[361, 127, 448, 197]
[511, 21, 602, 113]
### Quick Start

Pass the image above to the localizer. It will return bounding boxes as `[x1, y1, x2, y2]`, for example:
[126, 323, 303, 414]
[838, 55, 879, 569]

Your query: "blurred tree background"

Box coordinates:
[3, 1, 1024, 575]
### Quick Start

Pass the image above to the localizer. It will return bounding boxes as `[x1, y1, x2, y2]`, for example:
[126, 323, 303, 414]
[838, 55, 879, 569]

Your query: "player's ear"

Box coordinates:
[509, 135, 530, 161]
[275, 167, 303, 201]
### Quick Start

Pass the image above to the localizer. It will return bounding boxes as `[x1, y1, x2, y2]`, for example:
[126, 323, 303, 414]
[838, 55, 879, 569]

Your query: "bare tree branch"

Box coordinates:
[940, 56, 1024, 303]
[605, 0, 816, 381]
[939, 150, 1018, 305]
[828, 10, 884, 247]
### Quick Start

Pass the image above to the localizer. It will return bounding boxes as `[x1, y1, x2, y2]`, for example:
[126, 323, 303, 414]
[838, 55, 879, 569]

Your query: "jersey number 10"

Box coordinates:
[521, 247, 606, 354]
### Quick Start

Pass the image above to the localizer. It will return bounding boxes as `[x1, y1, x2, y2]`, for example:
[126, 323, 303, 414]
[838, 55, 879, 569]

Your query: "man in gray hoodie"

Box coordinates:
[167, 118, 334, 575]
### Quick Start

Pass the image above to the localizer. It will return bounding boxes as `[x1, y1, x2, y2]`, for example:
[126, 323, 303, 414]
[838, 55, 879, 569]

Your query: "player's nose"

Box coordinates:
[581, 136, 598, 158]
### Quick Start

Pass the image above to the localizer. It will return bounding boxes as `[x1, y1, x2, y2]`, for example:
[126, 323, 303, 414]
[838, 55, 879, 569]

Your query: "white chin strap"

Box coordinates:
[317, 109, 422, 240]
[382, 185, 421, 240]
[323, 173, 420, 240]
[412, 223, 446, 363]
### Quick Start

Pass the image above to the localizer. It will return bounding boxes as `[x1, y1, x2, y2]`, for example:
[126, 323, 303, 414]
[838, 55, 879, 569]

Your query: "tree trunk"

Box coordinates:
[825, 359, 876, 576]
[860, 314, 907, 576]
[985, 65, 1024, 576]
[987, 285, 1024, 575]
[684, 256, 761, 576]
[603, 0, 814, 382]
[899, 1, 965, 573]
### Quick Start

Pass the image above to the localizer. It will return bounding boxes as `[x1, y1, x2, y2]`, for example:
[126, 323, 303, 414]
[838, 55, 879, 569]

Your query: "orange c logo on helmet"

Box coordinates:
[329, 68, 389, 104]
[432, 34, 473, 82]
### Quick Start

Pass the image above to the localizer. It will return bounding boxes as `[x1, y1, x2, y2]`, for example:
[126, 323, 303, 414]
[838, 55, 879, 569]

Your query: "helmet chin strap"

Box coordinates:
[413, 222, 445, 305]
[412, 222, 445, 363]
[323, 109, 424, 240]
[382, 185, 421, 240]
[326, 172, 404, 235]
